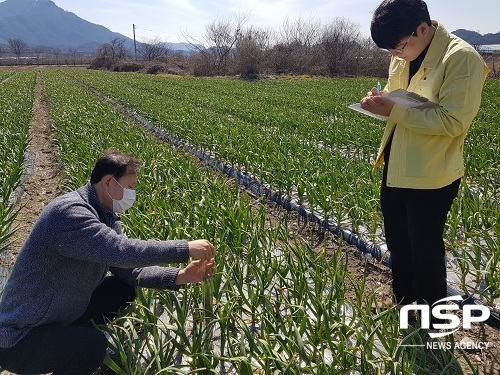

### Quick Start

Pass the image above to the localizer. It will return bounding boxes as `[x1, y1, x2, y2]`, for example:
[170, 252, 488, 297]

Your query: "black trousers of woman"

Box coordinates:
[380, 178, 460, 326]
[0, 276, 136, 375]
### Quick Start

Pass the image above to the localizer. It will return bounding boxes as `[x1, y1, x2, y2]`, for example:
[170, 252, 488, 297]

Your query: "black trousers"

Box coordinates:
[381, 179, 460, 313]
[0, 276, 136, 375]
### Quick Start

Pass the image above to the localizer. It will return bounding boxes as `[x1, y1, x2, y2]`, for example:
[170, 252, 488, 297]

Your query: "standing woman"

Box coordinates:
[359, 0, 488, 326]
[0, 150, 216, 374]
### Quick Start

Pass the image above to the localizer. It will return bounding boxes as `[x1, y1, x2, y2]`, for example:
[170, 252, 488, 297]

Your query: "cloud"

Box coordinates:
[157, 0, 196, 12]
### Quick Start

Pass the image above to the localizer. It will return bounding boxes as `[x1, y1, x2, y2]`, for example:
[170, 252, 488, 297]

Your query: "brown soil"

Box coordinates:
[0, 70, 62, 375]
[4, 71, 63, 267]
[1, 69, 498, 375]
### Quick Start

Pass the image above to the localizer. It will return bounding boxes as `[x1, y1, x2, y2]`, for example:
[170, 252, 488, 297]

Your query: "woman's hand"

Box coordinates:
[176, 258, 216, 285]
[188, 239, 215, 261]
[360, 88, 395, 117]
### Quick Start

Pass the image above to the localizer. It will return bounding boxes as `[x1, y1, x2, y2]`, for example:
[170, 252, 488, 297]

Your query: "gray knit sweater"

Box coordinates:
[0, 182, 189, 348]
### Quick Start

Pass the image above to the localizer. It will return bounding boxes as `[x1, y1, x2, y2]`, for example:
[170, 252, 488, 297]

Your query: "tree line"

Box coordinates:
[2, 13, 497, 78]
[93, 14, 392, 78]
[0, 38, 90, 66]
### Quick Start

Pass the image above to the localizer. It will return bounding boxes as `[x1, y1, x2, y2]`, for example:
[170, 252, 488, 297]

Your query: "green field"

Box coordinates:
[65, 69, 499, 305]
[1, 69, 498, 374]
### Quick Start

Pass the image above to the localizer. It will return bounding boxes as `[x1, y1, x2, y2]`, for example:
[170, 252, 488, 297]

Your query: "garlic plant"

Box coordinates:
[32, 69, 497, 374]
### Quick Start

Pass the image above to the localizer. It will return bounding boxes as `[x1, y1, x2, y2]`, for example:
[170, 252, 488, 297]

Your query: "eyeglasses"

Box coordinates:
[389, 31, 414, 54]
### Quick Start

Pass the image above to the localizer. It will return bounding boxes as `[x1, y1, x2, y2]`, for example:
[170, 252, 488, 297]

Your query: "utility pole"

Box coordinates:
[133, 24, 137, 60]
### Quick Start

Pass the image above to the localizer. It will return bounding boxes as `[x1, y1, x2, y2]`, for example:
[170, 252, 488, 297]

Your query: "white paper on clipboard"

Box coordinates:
[349, 89, 438, 121]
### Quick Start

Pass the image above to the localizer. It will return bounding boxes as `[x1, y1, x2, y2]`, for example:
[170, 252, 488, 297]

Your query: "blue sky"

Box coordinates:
[48, 0, 500, 43]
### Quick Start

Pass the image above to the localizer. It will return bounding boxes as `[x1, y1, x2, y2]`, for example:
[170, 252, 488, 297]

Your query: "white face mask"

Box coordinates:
[107, 178, 136, 213]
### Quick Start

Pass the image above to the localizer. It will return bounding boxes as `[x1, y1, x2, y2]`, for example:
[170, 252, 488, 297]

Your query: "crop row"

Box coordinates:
[39, 69, 468, 374]
[64, 70, 498, 305]
[0, 70, 37, 255]
[0, 71, 16, 83]
[66, 71, 382, 229]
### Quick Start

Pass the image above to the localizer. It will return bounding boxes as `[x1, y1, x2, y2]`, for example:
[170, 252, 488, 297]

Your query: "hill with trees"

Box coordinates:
[452, 29, 500, 46]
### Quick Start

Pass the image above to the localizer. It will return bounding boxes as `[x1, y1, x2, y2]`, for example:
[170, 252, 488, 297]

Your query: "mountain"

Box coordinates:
[452, 29, 500, 46]
[0, 0, 193, 53]
[0, 0, 132, 52]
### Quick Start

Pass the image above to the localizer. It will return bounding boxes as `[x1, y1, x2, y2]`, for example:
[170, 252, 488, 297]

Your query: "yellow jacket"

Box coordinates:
[374, 21, 489, 189]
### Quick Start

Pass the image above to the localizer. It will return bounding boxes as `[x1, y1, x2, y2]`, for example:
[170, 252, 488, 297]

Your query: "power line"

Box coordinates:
[134, 25, 175, 36]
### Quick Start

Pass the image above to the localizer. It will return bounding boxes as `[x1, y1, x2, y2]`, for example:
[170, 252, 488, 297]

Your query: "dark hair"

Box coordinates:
[371, 0, 431, 50]
[90, 150, 140, 183]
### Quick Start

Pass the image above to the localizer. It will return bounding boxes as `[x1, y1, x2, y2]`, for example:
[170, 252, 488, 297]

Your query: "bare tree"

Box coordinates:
[266, 43, 294, 74]
[51, 47, 62, 65]
[355, 37, 391, 77]
[8, 38, 28, 61]
[67, 48, 80, 66]
[138, 36, 169, 61]
[109, 38, 128, 61]
[96, 43, 113, 59]
[33, 47, 45, 65]
[183, 12, 250, 75]
[234, 26, 271, 77]
[272, 16, 322, 74]
[320, 18, 361, 75]
[208, 15, 243, 73]
[93, 38, 128, 67]
[92, 44, 114, 69]
[177, 13, 393, 77]
[278, 15, 321, 48]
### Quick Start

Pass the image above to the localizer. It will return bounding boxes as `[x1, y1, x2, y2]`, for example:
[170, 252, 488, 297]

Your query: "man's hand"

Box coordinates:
[360, 88, 395, 117]
[176, 259, 216, 285]
[188, 239, 215, 261]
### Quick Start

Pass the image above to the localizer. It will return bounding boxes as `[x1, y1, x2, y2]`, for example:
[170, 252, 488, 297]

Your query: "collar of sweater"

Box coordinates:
[77, 182, 119, 225]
